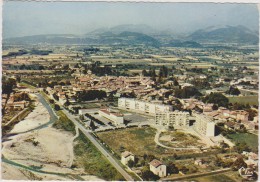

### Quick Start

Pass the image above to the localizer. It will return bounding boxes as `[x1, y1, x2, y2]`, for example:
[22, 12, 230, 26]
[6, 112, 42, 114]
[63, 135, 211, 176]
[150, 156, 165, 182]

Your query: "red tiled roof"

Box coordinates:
[121, 151, 133, 158]
[150, 159, 163, 168]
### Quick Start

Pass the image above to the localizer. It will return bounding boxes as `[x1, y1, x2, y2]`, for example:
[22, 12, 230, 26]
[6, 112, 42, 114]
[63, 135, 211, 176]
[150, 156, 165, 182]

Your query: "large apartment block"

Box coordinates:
[118, 98, 173, 115]
[155, 111, 190, 128]
[155, 111, 215, 137]
[194, 114, 215, 137]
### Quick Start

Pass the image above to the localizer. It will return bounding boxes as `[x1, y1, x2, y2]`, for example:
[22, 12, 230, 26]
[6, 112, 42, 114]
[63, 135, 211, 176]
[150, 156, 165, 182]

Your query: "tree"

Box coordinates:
[179, 166, 189, 174]
[142, 69, 148, 76]
[79, 114, 84, 120]
[141, 167, 160, 181]
[232, 156, 247, 170]
[64, 100, 70, 107]
[173, 79, 179, 86]
[146, 155, 156, 162]
[2, 77, 16, 95]
[226, 86, 241, 95]
[246, 109, 257, 121]
[127, 159, 135, 168]
[159, 66, 168, 78]
[49, 99, 54, 104]
[175, 87, 202, 99]
[52, 93, 59, 101]
[54, 104, 60, 111]
[191, 79, 210, 89]
[234, 142, 250, 153]
[212, 104, 218, 110]
[202, 93, 229, 107]
[119, 146, 125, 153]
[16, 76, 21, 83]
[14, 93, 31, 101]
[76, 90, 107, 101]
[89, 120, 97, 131]
[167, 162, 179, 174]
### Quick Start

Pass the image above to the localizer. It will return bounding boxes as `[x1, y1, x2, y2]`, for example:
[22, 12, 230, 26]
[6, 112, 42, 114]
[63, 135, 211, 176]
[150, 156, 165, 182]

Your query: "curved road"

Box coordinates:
[154, 130, 200, 150]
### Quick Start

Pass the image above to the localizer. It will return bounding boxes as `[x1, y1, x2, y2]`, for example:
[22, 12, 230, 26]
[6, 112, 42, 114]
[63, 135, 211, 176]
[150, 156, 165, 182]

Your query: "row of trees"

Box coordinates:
[226, 86, 241, 95]
[202, 92, 229, 107]
[76, 90, 107, 101]
[142, 66, 176, 79]
[85, 113, 105, 126]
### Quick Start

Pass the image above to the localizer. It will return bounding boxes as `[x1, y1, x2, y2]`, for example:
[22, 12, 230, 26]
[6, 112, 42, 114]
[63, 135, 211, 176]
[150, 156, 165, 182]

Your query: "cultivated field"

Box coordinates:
[228, 95, 258, 105]
[227, 133, 258, 152]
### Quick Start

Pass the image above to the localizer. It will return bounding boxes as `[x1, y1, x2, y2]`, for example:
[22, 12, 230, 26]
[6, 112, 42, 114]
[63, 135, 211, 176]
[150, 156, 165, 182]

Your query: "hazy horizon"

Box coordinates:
[3, 2, 259, 38]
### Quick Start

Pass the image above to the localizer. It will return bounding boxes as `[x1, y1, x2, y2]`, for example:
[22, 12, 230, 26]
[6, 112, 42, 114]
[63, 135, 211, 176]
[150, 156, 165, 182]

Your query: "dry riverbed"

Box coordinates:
[2, 95, 101, 181]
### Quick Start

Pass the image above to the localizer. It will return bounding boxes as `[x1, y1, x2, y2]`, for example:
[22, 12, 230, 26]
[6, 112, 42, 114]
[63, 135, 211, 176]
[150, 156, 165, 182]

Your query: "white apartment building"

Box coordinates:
[118, 98, 173, 115]
[99, 109, 124, 125]
[155, 111, 215, 137]
[194, 114, 215, 137]
[155, 111, 190, 128]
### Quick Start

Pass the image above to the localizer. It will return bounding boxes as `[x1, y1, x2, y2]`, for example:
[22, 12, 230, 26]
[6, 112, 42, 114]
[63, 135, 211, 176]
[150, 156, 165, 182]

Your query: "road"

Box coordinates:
[154, 129, 200, 150]
[38, 93, 134, 180]
[162, 168, 232, 181]
[61, 108, 134, 181]
[239, 88, 258, 94]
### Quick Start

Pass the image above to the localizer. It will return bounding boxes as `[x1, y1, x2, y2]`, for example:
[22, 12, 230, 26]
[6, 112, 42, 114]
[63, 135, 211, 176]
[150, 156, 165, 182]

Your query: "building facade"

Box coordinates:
[149, 159, 167, 177]
[155, 111, 190, 128]
[118, 98, 173, 116]
[155, 111, 215, 137]
[194, 114, 215, 137]
[99, 109, 124, 125]
[121, 151, 135, 166]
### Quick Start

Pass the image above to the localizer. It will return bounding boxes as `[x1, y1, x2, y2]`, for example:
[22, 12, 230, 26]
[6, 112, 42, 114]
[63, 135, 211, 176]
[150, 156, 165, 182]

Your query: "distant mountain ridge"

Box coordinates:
[188, 25, 258, 44]
[87, 24, 157, 36]
[167, 40, 203, 48]
[4, 31, 160, 47]
[4, 24, 258, 45]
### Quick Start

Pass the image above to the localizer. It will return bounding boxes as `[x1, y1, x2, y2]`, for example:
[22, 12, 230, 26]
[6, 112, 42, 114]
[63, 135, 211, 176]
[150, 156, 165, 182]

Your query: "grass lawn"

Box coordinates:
[20, 82, 36, 89]
[96, 127, 172, 157]
[228, 95, 258, 105]
[227, 133, 258, 151]
[73, 131, 124, 181]
[189, 171, 241, 182]
[52, 110, 76, 134]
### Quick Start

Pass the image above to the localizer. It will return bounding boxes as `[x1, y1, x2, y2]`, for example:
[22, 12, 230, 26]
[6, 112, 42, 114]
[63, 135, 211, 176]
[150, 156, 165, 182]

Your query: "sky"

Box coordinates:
[3, 1, 259, 38]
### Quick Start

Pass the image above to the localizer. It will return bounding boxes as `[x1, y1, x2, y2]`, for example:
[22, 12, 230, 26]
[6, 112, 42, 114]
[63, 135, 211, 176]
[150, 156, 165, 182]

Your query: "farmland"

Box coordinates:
[228, 95, 258, 105]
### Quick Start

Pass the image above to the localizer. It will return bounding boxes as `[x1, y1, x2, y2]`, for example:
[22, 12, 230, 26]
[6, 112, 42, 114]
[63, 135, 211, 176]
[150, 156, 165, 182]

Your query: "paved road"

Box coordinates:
[154, 129, 200, 150]
[239, 88, 258, 94]
[62, 108, 134, 181]
[162, 168, 231, 181]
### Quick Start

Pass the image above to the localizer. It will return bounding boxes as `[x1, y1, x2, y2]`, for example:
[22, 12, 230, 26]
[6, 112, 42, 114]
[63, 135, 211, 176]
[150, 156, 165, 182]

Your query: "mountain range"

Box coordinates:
[4, 25, 258, 46]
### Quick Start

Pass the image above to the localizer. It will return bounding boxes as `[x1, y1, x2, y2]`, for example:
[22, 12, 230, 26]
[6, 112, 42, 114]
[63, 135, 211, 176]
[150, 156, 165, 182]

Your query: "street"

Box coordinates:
[62, 108, 134, 181]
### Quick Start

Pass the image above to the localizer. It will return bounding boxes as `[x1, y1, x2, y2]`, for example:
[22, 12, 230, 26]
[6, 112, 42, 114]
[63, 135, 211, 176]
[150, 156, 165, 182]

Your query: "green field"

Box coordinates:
[227, 133, 258, 151]
[228, 95, 258, 105]
[73, 131, 124, 181]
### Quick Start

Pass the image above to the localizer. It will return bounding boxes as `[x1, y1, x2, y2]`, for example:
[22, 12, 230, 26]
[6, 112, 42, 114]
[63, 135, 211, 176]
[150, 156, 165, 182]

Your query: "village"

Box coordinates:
[2, 42, 259, 181]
